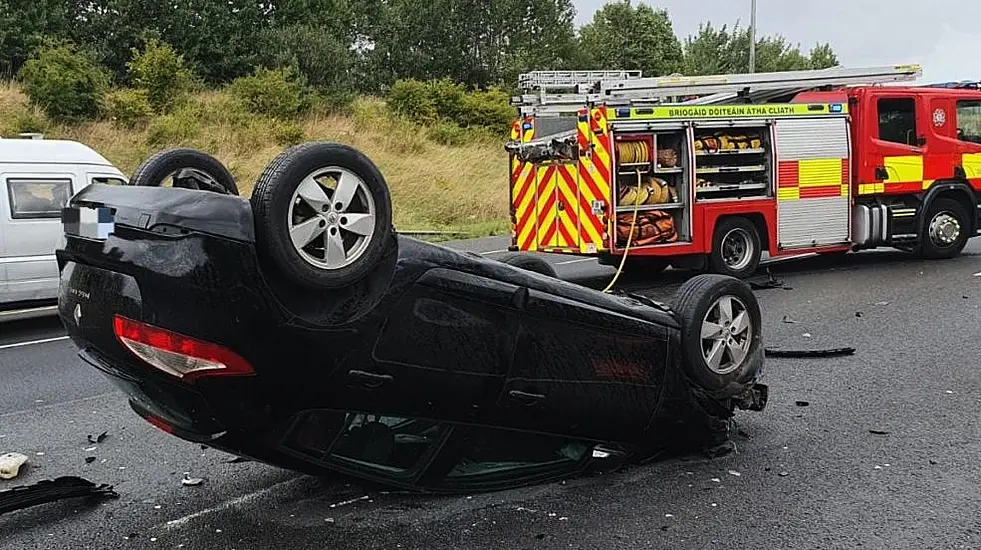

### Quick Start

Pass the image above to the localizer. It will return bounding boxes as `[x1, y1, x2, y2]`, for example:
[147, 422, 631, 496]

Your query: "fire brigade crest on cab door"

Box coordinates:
[933, 108, 947, 127]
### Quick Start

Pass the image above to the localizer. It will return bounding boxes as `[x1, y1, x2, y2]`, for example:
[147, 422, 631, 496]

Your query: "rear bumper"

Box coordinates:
[78, 346, 258, 442]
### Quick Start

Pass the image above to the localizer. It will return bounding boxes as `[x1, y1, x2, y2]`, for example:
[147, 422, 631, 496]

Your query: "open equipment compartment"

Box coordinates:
[692, 121, 774, 201]
[611, 125, 692, 250]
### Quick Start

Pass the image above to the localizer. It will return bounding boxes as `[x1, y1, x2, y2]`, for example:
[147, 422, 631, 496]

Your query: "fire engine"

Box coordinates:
[504, 64, 981, 280]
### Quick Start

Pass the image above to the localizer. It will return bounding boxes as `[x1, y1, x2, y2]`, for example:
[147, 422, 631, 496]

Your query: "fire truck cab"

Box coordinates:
[505, 65, 981, 278]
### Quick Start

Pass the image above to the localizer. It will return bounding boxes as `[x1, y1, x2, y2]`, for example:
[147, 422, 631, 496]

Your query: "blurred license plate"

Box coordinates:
[62, 205, 115, 240]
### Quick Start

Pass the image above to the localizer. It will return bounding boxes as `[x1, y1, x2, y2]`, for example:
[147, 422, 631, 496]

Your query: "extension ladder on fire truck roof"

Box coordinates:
[513, 64, 923, 114]
[518, 70, 644, 92]
[594, 64, 922, 98]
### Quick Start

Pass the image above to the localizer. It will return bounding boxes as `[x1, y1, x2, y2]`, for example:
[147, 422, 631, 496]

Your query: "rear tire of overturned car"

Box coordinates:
[129, 148, 239, 195]
[499, 253, 558, 278]
[672, 274, 763, 397]
[250, 141, 394, 290]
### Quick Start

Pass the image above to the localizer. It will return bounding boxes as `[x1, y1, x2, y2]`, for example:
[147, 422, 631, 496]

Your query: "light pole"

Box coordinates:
[748, 0, 757, 73]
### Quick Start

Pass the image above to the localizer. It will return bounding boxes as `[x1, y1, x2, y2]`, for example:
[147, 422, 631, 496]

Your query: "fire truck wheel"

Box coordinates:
[499, 253, 558, 278]
[672, 274, 763, 397]
[920, 197, 970, 259]
[709, 217, 762, 279]
[251, 141, 394, 290]
[129, 148, 239, 195]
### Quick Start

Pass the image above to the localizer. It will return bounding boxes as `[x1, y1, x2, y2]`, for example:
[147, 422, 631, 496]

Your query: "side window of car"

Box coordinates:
[6, 178, 73, 219]
[955, 100, 981, 145]
[878, 97, 917, 146]
[91, 176, 127, 186]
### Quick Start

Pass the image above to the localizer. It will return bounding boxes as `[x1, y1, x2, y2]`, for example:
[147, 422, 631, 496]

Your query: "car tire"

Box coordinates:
[499, 253, 557, 278]
[250, 141, 394, 290]
[129, 148, 239, 195]
[671, 274, 763, 398]
[708, 217, 761, 279]
[919, 197, 970, 259]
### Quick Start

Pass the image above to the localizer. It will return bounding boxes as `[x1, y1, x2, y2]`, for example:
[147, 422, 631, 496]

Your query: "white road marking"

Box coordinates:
[556, 258, 595, 265]
[479, 249, 508, 255]
[0, 336, 70, 351]
[163, 476, 307, 529]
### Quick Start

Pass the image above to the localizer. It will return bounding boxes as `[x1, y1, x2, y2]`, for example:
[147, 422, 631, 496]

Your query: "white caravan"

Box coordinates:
[0, 136, 127, 322]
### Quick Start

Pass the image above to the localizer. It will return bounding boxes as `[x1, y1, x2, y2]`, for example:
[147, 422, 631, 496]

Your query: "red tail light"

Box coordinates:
[112, 315, 254, 383]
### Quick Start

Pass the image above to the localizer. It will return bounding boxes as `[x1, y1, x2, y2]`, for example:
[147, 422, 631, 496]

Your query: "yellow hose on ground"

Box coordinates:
[603, 169, 643, 293]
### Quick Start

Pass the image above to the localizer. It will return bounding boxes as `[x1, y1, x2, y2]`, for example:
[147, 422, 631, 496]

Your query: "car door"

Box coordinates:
[497, 289, 669, 442]
[0, 168, 77, 304]
[327, 267, 522, 425]
[864, 94, 927, 192]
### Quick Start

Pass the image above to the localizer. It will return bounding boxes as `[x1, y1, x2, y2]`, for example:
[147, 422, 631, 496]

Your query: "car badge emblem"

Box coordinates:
[73, 303, 82, 325]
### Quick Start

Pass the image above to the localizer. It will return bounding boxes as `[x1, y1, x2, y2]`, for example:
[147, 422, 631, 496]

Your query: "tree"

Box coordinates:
[682, 21, 840, 75]
[358, 0, 580, 91]
[577, 1, 684, 76]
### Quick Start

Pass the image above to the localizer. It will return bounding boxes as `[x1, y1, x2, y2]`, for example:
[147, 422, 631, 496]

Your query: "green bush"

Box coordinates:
[272, 120, 306, 146]
[146, 108, 201, 147]
[103, 88, 153, 127]
[229, 66, 311, 119]
[386, 78, 466, 125]
[0, 106, 50, 137]
[386, 78, 512, 134]
[127, 38, 195, 113]
[386, 79, 436, 123]
[459, 87, 514, 134]
[16, 41, 110, 122]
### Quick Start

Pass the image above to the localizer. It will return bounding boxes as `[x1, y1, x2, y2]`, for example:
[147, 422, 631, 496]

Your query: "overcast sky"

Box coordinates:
[570, 0, 981, 83]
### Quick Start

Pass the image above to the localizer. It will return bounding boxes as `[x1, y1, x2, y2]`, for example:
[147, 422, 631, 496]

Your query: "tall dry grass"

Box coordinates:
[0, 85, 510, 235]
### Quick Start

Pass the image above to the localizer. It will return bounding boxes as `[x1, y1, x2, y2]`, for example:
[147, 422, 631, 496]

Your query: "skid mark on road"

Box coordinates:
[0, 335, 70, 351]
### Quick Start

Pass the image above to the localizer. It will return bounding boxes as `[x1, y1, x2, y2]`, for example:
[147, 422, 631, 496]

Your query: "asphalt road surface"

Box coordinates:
[2, 238, 980, 550]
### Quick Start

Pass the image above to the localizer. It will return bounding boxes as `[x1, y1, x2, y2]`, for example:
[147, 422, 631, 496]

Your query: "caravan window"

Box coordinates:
[6, 178, 73, 219]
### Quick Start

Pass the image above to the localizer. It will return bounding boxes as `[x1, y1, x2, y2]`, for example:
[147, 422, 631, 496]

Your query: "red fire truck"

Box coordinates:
[505, 64, 981, 279]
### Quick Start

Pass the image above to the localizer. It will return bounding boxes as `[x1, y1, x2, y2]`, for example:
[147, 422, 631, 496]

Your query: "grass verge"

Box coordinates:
[0, 84, 511, 237]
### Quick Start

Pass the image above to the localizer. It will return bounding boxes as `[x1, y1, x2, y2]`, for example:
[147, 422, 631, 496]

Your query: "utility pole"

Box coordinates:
[748, 0, 757, 73]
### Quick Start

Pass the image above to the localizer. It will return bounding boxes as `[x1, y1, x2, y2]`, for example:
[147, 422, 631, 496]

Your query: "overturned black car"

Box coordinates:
[56, 142, 768, 493]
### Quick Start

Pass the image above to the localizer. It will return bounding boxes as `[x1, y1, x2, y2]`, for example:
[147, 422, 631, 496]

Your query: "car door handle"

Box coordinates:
[347, 370, 393, 389]
[508, 390, 546, 406]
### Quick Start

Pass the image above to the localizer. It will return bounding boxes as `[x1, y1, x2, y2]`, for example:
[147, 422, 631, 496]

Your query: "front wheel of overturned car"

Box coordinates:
[499, 253, 558, 278]
[672, 274, 763, 398]
[129, 148, 239, 195]
[251, 142, 394, 290]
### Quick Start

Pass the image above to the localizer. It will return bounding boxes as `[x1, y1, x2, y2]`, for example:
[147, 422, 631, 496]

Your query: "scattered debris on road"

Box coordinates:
[0, 476, 118, 515]
[0, 452, 29, 480]
[781, 315, 798, 324]
[87, 431, 109, 444]
[749, 270, 791, 291]
[868, 430, 890, 436]
[181, 473, 205, 487]
[765, 347, 856, 358]
[795, 401, 810, 407]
